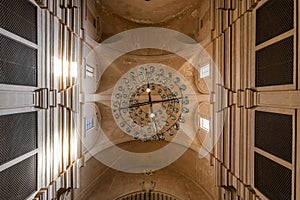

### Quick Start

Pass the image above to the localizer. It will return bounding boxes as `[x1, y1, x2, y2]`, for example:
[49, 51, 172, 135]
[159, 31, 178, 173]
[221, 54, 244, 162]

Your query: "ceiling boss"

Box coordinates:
[112, 63, 190, 142]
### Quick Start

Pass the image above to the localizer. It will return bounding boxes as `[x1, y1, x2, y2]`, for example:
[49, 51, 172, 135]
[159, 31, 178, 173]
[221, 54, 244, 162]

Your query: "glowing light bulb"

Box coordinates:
[146, 88, 151, 93]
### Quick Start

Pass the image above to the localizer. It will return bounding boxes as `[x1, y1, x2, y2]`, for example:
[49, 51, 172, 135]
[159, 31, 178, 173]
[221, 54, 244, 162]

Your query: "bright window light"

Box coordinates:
[54, 58, 62, 77]
[85, 118, 94, 131]
[71, 62, 78, 78]
[86, 64, 94, 78]
[200, 64, 210, 78]
[200, 117, 210, 132]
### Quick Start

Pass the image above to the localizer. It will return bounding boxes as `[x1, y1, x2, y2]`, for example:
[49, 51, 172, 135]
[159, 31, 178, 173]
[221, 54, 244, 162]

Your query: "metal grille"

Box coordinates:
[0, 34, 37, 86]
[0, 155, 37, 200]
[255, 111, 292, 163]
[255, 36, 294, 87]
[254, 153, 291, 200]
[116, 191, 181, 200]
[0, 112, 37, 165]
[0, 0, 37, 43]
[256, 0, 294, 45]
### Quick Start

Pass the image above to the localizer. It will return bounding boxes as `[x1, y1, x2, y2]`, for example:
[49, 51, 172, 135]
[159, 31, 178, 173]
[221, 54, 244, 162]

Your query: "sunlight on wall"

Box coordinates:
[54, 58, 78, 78]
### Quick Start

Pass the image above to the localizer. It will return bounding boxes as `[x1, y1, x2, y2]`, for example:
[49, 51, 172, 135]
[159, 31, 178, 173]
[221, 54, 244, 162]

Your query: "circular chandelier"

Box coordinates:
[111, 64, 190, 142]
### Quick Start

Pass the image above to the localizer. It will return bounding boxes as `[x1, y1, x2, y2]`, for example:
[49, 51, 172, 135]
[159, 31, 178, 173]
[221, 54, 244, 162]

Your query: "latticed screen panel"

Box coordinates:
[254, 153, 292, 200]
[255, 36, 294, 87]
[116, 191, 181, 200]
[0, 0, 37, 43]
[256, 0, 294, 45]
[0, 155, 37, 200]
[0, 112, 37, 165]
[255, 111, 293, 163]
[0, 34, 37, 86]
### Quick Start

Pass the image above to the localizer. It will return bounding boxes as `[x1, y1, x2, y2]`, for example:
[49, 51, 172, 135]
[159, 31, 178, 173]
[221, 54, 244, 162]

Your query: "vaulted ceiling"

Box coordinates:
[95, 0, 208, 41]
[84, 0, 215, 199]
[91, 0, 212, 167]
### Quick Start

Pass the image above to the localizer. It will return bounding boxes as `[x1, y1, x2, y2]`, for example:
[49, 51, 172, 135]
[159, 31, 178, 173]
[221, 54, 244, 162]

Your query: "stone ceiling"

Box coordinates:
[92, 0, 212, 149]
[84, 0, 214, 198]
[95, 0, 204, 41]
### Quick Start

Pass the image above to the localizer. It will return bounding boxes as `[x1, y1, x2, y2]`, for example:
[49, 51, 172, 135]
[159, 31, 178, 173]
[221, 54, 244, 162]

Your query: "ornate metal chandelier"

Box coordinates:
[112, 64, 190, 141]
